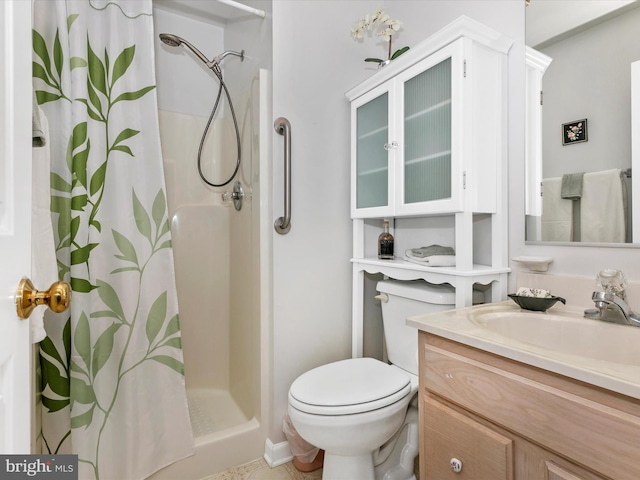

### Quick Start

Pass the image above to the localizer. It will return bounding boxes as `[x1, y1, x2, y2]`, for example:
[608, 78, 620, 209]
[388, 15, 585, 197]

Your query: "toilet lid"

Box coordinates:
[288, 358, 411, 416]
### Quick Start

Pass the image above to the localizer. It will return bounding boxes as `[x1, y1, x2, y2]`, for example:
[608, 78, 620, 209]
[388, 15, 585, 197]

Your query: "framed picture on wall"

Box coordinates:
[562, 119, 588, 145]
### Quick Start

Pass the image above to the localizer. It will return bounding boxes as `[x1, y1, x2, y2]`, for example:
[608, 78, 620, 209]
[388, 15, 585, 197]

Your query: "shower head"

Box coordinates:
[158, 33, 182, 47]
[159, 33, 214, 68]
[159, 33, 244, 70]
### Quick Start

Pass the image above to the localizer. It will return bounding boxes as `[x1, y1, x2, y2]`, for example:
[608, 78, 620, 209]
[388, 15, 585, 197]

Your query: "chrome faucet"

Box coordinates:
[585, 291, 640, 327]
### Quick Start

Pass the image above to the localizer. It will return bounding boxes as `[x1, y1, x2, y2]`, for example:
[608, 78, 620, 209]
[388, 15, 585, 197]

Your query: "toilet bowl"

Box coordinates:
[288, 358, 417, 480]
[287, 280, 482, 480]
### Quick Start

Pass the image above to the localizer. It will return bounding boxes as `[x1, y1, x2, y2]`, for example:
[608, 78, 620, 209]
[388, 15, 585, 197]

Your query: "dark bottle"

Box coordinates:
[378, 220, 394, 260]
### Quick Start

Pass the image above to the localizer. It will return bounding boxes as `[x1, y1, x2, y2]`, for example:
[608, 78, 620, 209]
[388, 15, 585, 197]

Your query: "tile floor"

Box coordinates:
[204, 456, 420, 480]
[204, 458, 322, 480]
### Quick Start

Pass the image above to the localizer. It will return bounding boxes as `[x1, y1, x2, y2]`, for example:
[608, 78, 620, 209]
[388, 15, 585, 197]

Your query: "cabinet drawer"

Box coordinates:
[423, 395, 513, 479]
[421, 338, 640, 480]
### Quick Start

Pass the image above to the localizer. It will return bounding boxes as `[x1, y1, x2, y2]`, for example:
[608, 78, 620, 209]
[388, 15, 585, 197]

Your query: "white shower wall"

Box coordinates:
[154, 8, 225, 117]
[150, 3, 270, 476]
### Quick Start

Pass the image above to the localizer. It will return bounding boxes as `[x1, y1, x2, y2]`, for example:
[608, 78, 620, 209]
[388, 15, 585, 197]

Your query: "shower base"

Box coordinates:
[187, 388, 249, 437]
[149, 387, 263, 479]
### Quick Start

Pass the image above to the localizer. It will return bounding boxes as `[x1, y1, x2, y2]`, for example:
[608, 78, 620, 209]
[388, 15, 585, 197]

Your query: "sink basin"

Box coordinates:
[469, 308, 640, 365]
[407, 301, 640, 399]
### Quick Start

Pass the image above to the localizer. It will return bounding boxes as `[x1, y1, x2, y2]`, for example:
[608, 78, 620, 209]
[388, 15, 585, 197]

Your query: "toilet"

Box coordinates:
[288, 279, 484, 480]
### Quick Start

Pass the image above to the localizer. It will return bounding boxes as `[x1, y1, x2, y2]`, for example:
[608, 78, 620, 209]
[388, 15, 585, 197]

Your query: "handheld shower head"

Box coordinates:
[159, 33, 214, 68]
[160, 33, 245, 71]
[159, 35, 245, 188]
[158, 33, 182, 47]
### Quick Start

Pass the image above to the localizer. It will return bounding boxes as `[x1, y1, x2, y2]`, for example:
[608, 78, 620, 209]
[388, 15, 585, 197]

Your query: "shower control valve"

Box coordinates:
[221, 181, 245, 211]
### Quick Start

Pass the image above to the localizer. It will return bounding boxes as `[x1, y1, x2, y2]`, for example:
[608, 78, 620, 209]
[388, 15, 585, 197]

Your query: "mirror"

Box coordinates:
[525, 0, 640, 244]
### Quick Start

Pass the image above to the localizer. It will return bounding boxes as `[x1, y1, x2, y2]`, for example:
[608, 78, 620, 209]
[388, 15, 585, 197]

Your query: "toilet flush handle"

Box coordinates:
[374, 293, 389, 303]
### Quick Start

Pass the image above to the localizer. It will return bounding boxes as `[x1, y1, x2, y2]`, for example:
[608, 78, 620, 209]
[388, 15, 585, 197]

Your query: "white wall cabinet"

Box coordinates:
[346, 17, 513, 356]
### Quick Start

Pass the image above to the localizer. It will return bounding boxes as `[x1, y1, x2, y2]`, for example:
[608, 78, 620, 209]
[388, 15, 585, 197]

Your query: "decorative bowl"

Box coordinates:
[507, 294, 566, 312]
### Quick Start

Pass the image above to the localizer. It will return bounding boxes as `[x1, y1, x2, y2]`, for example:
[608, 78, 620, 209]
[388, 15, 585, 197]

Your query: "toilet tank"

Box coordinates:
[376, 280, 484, 376]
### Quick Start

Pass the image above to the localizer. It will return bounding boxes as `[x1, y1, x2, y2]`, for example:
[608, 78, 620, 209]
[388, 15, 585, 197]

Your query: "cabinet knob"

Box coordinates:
[383, 141, 398, 150]
[450, 458, 462, 473]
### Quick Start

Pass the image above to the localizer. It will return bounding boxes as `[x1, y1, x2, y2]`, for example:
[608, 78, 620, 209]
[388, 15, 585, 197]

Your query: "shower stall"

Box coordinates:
[150, 1, 272, 477]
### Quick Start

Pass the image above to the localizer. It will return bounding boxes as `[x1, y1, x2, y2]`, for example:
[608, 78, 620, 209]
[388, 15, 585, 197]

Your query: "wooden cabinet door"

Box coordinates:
[423, 395, 513, 480]
[546, 462, 606, 480]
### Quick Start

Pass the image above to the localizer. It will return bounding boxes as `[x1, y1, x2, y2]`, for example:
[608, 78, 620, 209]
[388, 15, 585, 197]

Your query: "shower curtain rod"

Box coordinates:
[216, 0, 266, 18]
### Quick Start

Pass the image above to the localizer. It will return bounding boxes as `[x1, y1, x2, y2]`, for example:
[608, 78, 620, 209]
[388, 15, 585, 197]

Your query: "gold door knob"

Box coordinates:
[15, 277, 71, 319]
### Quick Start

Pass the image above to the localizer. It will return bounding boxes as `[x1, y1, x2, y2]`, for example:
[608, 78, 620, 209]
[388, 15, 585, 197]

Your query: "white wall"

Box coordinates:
[270, 0, 524, 445]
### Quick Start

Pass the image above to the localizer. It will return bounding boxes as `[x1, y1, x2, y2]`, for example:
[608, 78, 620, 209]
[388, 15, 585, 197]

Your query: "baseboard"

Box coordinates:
[263, 438, 293, 468]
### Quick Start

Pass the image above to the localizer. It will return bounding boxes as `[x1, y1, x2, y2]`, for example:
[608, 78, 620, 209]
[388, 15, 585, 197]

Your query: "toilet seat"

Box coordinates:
[289, 358, 411, 416]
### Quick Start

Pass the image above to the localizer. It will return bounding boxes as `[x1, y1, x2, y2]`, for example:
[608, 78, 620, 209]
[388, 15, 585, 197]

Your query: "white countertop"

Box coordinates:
[407, 301, 640, 400]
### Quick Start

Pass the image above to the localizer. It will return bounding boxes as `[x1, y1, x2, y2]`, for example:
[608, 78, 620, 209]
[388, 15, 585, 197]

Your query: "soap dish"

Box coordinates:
[507, 294, 566, 312]
[511, 256, 554, 272]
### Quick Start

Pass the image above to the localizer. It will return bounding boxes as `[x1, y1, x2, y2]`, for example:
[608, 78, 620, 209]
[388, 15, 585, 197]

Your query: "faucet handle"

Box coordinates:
[596, 269, 627, 298]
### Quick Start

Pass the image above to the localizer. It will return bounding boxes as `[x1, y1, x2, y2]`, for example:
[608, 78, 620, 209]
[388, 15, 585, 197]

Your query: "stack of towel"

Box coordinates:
[403, 245, 456, 267]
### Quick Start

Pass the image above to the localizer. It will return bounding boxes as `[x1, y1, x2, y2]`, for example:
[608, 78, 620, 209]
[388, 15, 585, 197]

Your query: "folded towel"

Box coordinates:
[580, 168, 625, 243]
[32, 91, 46, 147]
[409, 244, 455, 258]
[404, 250, 456, 267]
[541, 177, 573, 241]
[560, 172, 584, 200]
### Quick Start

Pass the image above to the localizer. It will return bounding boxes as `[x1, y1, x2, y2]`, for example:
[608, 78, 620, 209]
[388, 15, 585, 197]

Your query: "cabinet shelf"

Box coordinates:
[357, 125, 387, 141]
[352, 257, 509, 280]
[357, 166, 387, 177]
[405, 150, 451, 166]
[405, 98, 451, 122]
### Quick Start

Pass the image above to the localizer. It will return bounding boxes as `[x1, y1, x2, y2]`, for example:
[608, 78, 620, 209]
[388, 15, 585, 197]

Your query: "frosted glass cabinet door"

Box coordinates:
[352, 86, 392, 217]
[396, 41, 463, 215]
[403, 57, 452, 204]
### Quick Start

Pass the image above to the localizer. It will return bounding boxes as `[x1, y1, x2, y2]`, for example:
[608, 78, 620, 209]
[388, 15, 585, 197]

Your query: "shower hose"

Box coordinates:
[197, 64, 242, 187]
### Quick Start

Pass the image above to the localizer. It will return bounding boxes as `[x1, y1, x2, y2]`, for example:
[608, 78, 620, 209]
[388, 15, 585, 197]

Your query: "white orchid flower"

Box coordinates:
[376, 13, 390, 25]
[386, 18, 402, 31]
[351, 18, 366, 39]
[378, 28, 394, 42]
[351, 8, 409, 64]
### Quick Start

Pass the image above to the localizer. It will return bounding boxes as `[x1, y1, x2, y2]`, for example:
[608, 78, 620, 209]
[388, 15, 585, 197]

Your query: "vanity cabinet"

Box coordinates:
[346, 17, 513, 356]
[419, 332, 640, 480]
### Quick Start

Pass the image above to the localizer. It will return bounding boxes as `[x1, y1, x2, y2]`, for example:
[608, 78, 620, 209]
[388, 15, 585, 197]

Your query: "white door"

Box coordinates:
[0, 0, 33, 453]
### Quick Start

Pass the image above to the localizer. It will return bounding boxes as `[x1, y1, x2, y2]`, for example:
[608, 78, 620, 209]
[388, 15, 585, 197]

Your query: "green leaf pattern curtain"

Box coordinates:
[32, 1, 194, 478]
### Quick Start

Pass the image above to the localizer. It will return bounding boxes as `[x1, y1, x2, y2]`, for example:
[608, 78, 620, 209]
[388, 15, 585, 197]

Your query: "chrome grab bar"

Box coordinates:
[274, 117, 291, 234]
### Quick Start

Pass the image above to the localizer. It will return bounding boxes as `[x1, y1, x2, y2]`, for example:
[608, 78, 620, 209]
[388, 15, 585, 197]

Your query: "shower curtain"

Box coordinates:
[32, 1, 194, 478]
